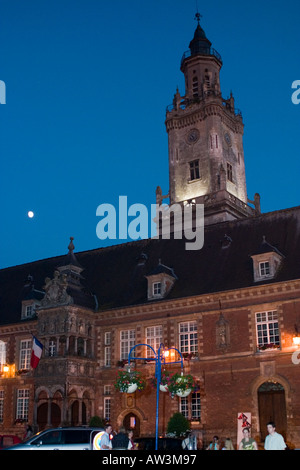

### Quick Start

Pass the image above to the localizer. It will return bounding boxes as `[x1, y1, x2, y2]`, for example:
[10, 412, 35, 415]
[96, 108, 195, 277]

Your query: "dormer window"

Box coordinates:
[251, 236, 284, 283]
[259, 261, 270, 277]
[153, 282, 162, 297]
[21, 275, 44, 320]
[146, 261, 177, 301]
[21, 301, 39, 320]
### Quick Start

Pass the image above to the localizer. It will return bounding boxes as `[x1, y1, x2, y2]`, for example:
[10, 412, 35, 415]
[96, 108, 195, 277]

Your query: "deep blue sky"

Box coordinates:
[1, 0, 299, 269]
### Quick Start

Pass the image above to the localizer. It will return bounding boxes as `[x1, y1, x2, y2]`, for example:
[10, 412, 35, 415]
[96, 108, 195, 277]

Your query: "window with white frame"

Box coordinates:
[146, 326, 163, 358]
[16, 389, 30, 421]
[104, 332, 111, 367]
[105, 332, 111, 345]
[21, 303, 37, 320]
[120, 329, 135, 361]
[256, 311, 280, 350]
[180, 392, 201, 421]
[259, 261, 270, 277]
[19, 340, 32, 370]
[179, 321, 198, 354]
[153, 282, 161, 296]
[104, 397, 111, 421]
[49, 339, 56, 357]
[0, 390, 4, 422]
[105, 346, 111, 367]
[0, 341, 6, 372]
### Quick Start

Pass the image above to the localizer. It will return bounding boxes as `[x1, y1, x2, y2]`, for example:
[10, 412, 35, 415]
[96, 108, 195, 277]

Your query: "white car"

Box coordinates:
[5, 427, 104, 450]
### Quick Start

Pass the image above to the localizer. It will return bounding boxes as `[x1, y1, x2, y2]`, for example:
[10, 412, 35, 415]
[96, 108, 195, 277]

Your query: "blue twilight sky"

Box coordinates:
[0, 0, 299, 269]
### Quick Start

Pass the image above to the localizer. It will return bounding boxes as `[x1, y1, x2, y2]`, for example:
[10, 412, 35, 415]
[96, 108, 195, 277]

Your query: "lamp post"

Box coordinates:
[128, 343, 184, 451]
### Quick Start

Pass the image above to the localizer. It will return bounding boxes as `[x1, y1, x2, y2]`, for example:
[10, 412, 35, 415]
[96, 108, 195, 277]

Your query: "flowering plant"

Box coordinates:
[182, 352, 197, 361]
[150, 369, 172, 388]
[258, 343, 280, 351]
[114, 369, 146, 393]
[167, 372, 197, 397]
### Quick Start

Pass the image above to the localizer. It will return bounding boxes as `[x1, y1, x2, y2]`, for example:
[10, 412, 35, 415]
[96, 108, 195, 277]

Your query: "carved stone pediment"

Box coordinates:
[41, 270, 73, 307]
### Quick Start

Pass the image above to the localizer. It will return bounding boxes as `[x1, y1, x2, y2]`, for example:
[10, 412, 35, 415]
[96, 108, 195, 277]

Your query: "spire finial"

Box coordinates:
[68, 236, 75, 253]
[195, 11, 202, 26]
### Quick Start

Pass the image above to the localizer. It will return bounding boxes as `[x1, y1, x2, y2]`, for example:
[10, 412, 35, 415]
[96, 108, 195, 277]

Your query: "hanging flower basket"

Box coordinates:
[150, 369, 172, 392]
[167, 372, 197, 398]
[114, 369, 146, 393]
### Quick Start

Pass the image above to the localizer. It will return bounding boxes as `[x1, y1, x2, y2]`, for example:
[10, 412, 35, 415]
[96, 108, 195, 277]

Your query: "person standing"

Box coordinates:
[182, 431, 197, 450]
[112, 426, 129, 449]
[238, 428, 257, 450]
[264, 422, 286, 450]
[206, 435, 219, 450]
[127, 429, 135, 450]
[222, 438, 235, 450]
[100, 424, 113, 450]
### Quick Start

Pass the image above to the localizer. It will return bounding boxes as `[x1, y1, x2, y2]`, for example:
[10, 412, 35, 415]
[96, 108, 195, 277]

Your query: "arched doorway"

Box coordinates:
[37, 402, 61, 429]
[123, 412, 140, 438]
[258, 381, 287, 441]
[51, 403, 61, 427]
[71, 401, 79, 425]
[37, 403, 48, 430]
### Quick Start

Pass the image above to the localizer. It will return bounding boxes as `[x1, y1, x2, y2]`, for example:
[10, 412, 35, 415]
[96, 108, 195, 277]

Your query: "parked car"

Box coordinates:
[135, 437, 183, 451]
[0, 435, 22, 449]
[5, 427, 104, 450]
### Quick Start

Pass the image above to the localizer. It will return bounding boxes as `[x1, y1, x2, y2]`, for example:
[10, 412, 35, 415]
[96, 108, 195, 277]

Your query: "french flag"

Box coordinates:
[31, 336, 43, 369]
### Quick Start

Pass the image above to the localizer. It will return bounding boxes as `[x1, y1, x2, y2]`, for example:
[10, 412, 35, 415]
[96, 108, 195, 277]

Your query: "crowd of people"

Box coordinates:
[204, 422, 287, 450]
[97, 424, 136, 450]
[97, 421, 287, 450]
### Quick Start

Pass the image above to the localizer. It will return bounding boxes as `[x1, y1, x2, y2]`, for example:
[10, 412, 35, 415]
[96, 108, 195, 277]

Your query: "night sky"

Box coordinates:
[1, 0, 299, 268]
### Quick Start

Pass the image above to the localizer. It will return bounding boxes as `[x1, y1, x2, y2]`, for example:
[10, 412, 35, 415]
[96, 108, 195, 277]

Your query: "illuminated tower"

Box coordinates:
[165, 14, 257, 224]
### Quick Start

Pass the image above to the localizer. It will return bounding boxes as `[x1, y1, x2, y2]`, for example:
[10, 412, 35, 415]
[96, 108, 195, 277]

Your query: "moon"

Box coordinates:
[27, 211, 34, 218]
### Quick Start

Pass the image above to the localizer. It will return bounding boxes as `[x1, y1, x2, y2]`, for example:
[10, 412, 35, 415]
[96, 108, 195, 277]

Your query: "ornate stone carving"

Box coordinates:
[41, 270, 72, 307]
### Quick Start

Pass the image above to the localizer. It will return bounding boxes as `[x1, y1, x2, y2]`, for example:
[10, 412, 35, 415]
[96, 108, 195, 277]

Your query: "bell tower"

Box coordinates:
[165, 14, 258, 224]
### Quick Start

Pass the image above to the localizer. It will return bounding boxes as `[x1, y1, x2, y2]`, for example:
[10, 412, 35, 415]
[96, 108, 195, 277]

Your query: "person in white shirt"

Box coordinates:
[264, 422, 286, 450]
[100, 424, 113, 450]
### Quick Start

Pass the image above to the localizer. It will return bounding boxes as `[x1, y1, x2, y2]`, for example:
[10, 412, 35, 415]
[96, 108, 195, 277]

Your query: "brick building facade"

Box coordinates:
[0, 17, 300, 448]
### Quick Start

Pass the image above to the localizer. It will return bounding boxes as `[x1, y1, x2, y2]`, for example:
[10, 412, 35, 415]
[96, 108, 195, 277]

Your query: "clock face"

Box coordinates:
[187, 129, 199, 144]
[224, 132, 232, 146]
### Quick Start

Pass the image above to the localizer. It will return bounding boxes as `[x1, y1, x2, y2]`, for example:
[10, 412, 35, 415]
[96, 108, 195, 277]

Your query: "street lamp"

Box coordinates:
[128, 343, 184, 451]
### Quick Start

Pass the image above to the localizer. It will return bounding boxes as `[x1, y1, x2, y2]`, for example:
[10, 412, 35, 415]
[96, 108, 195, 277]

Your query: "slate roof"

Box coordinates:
[0, 206, 300, 326]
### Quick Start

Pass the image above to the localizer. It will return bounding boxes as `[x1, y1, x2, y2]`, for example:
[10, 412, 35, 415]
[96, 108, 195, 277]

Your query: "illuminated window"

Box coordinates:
[104, 397, 111, 421]
[179, 321, 198, 354]
[0, 390, 4, 422]
[180, 392, 201, 421]
[0, 342, 6, 372]
[146, 326, 162, 358]
[256, 311, 280, 350]
[16, 389, 30, 421]
[120, 330, 135, 361]
[19, 340, 31, 370]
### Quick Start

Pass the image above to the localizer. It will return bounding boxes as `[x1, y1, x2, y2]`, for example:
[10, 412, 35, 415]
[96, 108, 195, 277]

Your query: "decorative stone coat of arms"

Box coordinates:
[41, 270, 72, 307]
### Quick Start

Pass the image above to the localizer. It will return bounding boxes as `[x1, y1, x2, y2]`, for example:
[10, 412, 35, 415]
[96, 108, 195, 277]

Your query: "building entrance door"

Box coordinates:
[123, 412, 140, 438]
[258, 381, 287, 441]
